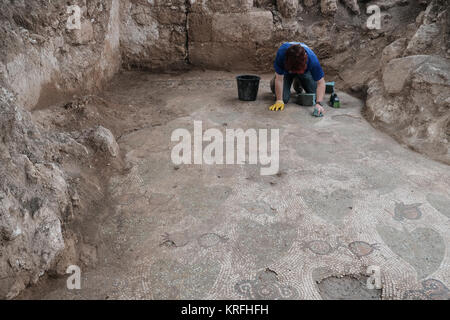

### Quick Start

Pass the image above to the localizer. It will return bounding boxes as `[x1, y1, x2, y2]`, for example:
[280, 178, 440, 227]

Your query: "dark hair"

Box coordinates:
[285, 45, 307, 72]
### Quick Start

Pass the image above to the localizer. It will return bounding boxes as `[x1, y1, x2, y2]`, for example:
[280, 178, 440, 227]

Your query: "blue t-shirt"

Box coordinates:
[274, 42, 324, 81]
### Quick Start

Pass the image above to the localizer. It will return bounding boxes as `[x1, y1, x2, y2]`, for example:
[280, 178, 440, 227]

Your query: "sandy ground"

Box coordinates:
[20, 71, 450, 300]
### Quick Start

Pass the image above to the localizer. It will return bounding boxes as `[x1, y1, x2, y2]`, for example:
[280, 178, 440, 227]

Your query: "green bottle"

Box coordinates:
[330, 93, 341, 108]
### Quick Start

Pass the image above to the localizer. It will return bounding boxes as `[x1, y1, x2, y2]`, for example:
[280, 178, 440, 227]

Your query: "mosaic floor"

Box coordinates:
[26, 71, 450, 300]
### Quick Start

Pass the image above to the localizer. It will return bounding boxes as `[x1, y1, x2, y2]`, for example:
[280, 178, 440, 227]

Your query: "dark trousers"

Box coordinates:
[283, 71, 317, 104]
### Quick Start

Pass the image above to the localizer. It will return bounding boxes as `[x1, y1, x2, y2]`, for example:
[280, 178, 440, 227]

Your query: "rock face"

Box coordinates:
[187, 0, 277, 71]
[120, 0, 188, 70]
[405, 23, 441, 55]
[380, 38, 408, 68]
[0, 0, 121, 299]
[0, 0, 448, 299]
[366, 0, 449, 164]
[277, 0, 300, 18]
[0, 0, 121, 110]
[189, 10, 274, 70]
[342, 0, 360, 15]
[0, 85, 68, 299]
[83, 126, 120, 158]
[69, 20, 95, 45]
[119, 0, 372, 71]
[382, 55, 430, 94]
[320, 0, 338, 16]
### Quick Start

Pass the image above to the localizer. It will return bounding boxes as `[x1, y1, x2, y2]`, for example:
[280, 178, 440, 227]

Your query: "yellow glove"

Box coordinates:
[269, 100, 285, 111]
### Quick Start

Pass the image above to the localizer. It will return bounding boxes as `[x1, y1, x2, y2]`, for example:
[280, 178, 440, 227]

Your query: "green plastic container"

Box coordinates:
[297, 93, 316, 106]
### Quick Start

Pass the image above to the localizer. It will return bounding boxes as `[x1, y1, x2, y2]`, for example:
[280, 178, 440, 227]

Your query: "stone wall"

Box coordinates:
[188, 0, 274, 70]
[120, 0, 188, 71]
[366, 0, 450, 164]
[119, 0, 376, 72]
[0, 0, 121, 110]
[0, 0, 121, 299]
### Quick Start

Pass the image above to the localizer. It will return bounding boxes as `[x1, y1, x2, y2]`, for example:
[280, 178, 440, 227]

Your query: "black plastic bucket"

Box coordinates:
[236, 75, 261, 101]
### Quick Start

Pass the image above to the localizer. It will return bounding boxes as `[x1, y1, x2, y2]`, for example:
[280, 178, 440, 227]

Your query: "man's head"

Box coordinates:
[285, 44, 307, 74]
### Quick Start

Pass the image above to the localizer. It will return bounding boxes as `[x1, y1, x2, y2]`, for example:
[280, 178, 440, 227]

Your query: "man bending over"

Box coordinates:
[270, 42, 326, 116]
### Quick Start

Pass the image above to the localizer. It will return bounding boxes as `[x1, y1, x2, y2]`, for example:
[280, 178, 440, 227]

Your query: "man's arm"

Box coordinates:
[275, 73, 284, 102]
[315, 77, 326, 115]
[270, 73, 285, 111]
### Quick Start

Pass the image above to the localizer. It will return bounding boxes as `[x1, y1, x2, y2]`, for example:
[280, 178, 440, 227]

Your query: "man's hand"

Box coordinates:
[270, 100, 285, 111]
[315, 104, 325, 116]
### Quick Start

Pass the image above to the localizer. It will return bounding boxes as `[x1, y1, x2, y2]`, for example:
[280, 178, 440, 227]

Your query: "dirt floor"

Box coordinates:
[19, 71, 450, 300]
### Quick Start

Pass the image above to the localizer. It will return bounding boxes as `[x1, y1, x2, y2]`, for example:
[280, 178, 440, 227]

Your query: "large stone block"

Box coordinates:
[211, 13, 246, 42]
[382, 55, 429, 94]
[380, 38, 407, 67]
[189, 41, 258, 70]
[88, 126, 120, 157]
[247, 11, 274, 42]
[211, 11, 273, 43]
[411, 56, 450, 88]
[154, 6, 187, 25]
[277, 0, 299, 18]
[188, 13, 213, 42]
[190, 0, 254, 13]
[405, 23, 440, 55]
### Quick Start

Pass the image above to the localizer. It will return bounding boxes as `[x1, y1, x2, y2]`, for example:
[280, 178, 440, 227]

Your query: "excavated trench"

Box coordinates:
[1, 0, 449, 300]
[17, 70, 450, 300]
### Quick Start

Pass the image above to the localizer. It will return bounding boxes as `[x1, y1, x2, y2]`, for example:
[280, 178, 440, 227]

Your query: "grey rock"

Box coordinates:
[89, 126, 120, 158]
[277, 0, 300, 18]
[405, 23, 441, 55]
[320, 0, 337, 15]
